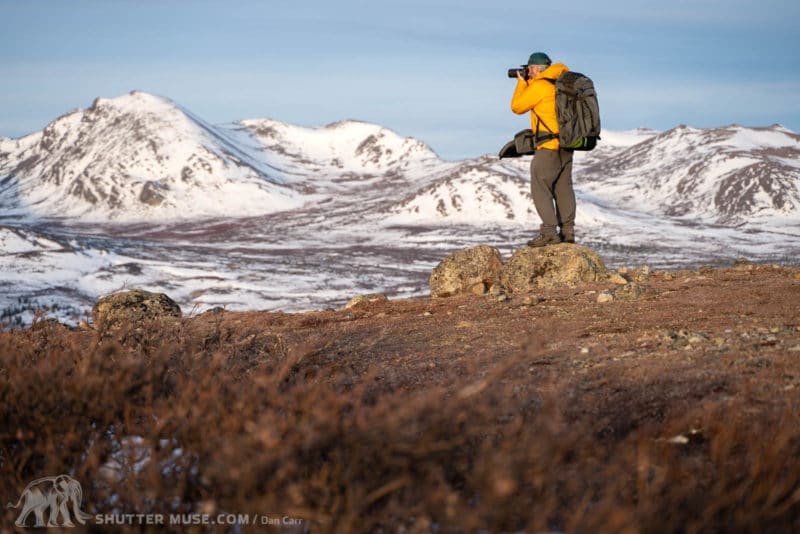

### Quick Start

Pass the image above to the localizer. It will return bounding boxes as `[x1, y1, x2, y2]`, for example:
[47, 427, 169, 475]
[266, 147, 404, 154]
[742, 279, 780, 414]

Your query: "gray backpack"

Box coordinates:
[539, 71, 601, 150]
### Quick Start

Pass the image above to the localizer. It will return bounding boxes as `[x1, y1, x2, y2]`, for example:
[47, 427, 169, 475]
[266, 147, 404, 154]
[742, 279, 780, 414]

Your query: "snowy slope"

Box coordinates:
[233, 118, 445, 198]
[241, 118, 440, 173]
[385, 129, 661, 225]
[578, 124, 800, 226]
[0, 226, 63, 254]
[0, 92, 304, 222]
[387, 157, 533, 223]
[386, 124, 800, 232]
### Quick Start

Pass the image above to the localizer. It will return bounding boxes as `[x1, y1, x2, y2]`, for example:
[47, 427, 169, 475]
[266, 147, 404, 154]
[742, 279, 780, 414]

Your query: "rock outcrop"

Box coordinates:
[500, 244, 608, 293]
[430, 245, 504, 298]
[430, 243, 612, 297]
[92, 289, 182, 330]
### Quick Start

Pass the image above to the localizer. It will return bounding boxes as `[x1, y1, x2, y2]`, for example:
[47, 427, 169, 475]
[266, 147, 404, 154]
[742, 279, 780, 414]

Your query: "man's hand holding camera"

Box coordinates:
[508, 65, 541, 83]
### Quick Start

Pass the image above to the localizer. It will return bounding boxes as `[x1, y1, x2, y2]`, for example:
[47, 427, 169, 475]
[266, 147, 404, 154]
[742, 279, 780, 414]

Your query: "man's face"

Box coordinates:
[526, 65, 538, 79]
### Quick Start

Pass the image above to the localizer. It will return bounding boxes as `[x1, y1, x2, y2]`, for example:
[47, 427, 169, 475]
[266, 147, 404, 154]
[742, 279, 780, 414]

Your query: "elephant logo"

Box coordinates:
[7, 474, 93, 528]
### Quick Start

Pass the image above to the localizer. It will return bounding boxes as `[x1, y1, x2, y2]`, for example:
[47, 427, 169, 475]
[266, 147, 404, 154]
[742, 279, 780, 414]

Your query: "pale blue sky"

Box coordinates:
[1, 0, 798, 159]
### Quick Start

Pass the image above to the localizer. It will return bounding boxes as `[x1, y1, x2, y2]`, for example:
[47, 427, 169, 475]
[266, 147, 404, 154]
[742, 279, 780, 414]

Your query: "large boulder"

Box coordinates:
[430, 245, 504, 298]
[500, 244, 608, 293]
[92, 289, 182, 330]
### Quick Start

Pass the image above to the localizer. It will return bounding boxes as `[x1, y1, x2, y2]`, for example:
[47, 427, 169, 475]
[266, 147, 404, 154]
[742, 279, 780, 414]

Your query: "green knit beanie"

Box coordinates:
[527, 52, 552, 66]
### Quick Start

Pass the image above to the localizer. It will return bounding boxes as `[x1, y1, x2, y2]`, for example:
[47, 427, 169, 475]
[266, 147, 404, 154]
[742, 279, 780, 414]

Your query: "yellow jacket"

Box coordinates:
[510, 63, 569, 151]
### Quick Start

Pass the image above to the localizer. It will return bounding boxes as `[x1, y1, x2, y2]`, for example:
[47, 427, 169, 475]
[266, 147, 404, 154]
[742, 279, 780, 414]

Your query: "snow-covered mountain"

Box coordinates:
[2, 92, 798, 229]
[1, 91, 799, 327]
[578, 124, 800, 226]
[383, 129, 661, 225]
[388, 125, 800, 229]
[387, 157, 533, 223]
[0, 91, 303, 221]
[240, 118, 441, 180]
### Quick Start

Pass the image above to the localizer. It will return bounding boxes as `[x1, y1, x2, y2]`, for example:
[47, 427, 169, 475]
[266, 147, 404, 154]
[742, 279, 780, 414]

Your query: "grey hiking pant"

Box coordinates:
[530, 148, 575, 237]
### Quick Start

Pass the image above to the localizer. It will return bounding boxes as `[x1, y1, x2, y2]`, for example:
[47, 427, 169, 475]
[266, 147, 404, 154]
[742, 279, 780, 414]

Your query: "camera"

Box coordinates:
[507, 66, 529, 80]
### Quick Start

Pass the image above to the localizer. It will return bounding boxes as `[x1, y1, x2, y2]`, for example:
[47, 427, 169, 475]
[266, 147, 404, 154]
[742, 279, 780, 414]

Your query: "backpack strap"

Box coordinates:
[530, 78, 559, 147]
[532, 109, 557, 147]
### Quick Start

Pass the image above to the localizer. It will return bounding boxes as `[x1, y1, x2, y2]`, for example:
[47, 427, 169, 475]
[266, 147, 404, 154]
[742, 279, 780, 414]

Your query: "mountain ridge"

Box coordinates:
[2, 91, 798, 228]
[579, 124, 800, 225]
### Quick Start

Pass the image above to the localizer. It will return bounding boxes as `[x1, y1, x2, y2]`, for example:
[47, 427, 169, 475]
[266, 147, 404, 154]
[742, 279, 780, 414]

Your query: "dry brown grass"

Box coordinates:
[2, 266, 800, 532]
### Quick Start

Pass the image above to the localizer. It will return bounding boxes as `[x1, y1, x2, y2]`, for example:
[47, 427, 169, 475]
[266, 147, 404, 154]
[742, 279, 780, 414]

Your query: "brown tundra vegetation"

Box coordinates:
[1, 262, 800, 533]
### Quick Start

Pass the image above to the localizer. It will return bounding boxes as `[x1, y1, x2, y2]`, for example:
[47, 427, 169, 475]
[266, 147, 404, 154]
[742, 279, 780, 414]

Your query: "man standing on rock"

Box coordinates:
[511, 52, 576, 246]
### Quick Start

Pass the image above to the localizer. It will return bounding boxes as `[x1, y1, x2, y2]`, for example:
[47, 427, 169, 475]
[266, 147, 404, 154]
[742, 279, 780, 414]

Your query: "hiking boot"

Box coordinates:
[527, 234, 561, 247]
[561, 232, 575, 244]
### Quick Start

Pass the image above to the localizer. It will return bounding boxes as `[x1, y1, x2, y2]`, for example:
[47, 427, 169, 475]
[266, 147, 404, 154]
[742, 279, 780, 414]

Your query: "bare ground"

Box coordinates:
[1, 263, 800, 532]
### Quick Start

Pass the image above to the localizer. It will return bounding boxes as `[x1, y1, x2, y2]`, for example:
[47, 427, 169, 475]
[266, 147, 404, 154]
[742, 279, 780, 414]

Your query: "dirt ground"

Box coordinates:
[214, 262, 800, 400]
[2, 262, 800, 532]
